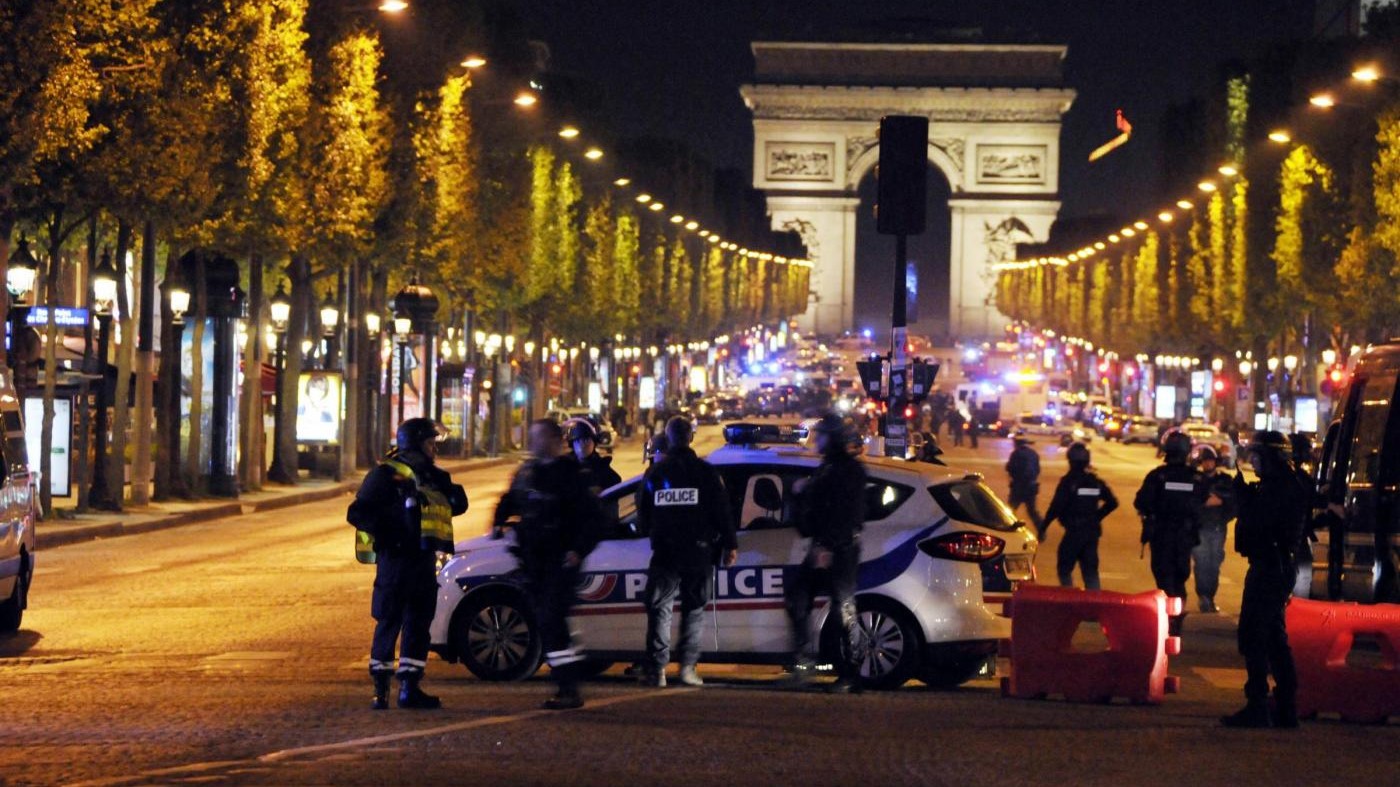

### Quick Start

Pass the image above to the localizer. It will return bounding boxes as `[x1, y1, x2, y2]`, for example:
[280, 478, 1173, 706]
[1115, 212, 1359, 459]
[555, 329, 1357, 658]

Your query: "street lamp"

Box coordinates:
[267, 282, 294, 484]
[7, 237, 38, 379]
[320, 291, 340, 368]
[1321, 348, 1337, 367]
[89, 250, 120, 510]
[165, 268, 191, 490]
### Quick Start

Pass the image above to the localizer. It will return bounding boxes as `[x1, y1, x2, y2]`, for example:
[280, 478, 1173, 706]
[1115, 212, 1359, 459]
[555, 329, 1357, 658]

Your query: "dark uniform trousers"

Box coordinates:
[523, 559, 585, 679]
[644, 557, 714, 671]
[1150, 529, 1194, 602]
[370, 549, 439, 675]
[1238, 560, 1298, 704]
[1058, 527, 1101, 590]
[785, 539, 861, 676]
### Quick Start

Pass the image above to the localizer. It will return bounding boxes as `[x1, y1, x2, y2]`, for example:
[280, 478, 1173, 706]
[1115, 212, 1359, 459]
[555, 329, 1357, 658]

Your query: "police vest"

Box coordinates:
[1065, 474, 1106, 529]
[354, 459, 455, 558]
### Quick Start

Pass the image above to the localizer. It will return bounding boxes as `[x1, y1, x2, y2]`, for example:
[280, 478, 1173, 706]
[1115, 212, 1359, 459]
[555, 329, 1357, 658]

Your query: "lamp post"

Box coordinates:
[267, 283, 293, 483]
[320, 291, 340, 369]
[166, 272, 191, 491]
[364, 311, 382, 455]
[483, 333, 500, 456]
[6, 237, 38, 384]
[394, 315, 411, 426]
[89, 251, 120, 510]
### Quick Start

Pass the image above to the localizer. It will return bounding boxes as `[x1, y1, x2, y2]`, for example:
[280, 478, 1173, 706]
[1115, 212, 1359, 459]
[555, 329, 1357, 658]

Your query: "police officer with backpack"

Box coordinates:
[1222, 430, 1310, 728]
[347, 418, 468, 710]
[1041, 442, 1118, 589]
[637, 416, 737, 688]
[1134, 429, 1201, 636]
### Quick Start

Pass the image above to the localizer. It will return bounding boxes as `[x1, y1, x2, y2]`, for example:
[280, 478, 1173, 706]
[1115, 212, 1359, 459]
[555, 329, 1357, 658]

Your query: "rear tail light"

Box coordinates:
[918, 532, 1005, 562]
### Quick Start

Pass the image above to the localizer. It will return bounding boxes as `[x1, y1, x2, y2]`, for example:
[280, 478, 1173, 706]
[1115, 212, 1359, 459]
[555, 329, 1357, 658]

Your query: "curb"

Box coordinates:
[36, 456, 517, 550]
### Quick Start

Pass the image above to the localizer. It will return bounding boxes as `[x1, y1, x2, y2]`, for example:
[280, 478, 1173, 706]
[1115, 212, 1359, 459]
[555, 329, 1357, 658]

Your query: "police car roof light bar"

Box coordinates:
[723, 422, 809, 446]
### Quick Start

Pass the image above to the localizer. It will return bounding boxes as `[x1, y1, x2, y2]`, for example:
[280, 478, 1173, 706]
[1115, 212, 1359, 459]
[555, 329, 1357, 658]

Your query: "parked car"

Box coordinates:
[0, 373, 38, 632]
[1011, 413, 1093, 446]
[1100, 411, 1129, 441]
[1120, 416, 1161, 445]
[431, 423, 1039, 690]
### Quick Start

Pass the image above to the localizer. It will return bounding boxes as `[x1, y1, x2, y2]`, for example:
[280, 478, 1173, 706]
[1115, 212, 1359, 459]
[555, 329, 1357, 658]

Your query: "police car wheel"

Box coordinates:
[831, 598, 924, 691]
[452, 591, 542, 682]
[0, 552, 29, 632]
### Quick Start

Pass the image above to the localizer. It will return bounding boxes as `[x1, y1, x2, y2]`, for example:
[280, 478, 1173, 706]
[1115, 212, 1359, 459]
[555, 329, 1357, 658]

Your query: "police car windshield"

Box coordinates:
[929, 481, 1020, 532]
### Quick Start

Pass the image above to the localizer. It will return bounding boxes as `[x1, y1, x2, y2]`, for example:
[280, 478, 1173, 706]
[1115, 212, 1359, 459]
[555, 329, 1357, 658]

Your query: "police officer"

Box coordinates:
[1041, 442, 1118, 589]
[568, 419, 622, 493]
[347, 418, 468, 710]
[1006, 436, 1044, 533]
[787, 413, 867, 693]
[637, 416, 736, 688]
[1192, 445, 1237, 613]
[1134, 429, 1201, 636]
[494, 419, 605, 710]
[1222, 430, 1309, 728]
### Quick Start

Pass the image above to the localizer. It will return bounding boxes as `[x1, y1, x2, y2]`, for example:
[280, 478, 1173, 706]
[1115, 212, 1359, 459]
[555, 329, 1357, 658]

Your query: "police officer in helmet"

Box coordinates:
[347, 418, 468, 710]
[1134, 428, 1201, 636]
[1222, 430, 1309, 728]
[494, 419, 605, 710]
[567, 418, 621, 498]
[1041, 442, 1118, 589]
[637, 416, 736, 687]
[787, 412, 868, 692]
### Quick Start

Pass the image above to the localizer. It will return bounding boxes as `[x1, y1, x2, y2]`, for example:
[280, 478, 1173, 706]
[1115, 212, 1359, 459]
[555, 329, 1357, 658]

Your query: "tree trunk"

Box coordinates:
[240, 252, 266, 491]
[269, 254, 308, 484]
[341, 259, 359, 479]
[39, 208, 65, 517]
[130, 221, 156, 505]
[104, 221, 134, 510]
[184, 253, 207, 493]
[359, 265, 389, 467]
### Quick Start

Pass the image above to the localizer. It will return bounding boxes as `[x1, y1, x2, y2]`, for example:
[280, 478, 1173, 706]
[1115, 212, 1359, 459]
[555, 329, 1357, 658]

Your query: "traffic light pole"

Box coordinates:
[886, 233, 909, 459]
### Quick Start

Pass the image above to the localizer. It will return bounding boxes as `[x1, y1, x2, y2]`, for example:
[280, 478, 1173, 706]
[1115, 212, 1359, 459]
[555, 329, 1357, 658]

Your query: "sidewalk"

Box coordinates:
[36, 454, 519, 550]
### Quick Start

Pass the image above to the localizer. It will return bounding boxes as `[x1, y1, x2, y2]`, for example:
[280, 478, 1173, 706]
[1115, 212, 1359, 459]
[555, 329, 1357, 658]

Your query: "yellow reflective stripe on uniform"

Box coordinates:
[354, 528, 378, 565]
[380, 459, 455, 551]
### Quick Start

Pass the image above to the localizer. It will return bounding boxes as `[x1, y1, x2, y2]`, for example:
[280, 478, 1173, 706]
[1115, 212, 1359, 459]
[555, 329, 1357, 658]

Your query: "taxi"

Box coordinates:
[429, 423, 1039, 690]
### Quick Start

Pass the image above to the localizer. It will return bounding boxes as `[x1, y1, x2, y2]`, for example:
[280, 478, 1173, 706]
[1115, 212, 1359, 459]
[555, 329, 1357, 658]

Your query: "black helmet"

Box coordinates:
[1248, 429, 1293, 474]
[1193, 444, 1219, 464]
[812, 412, 857, 452]
[1160, 428, 1192, 460]
[396, 417, 444, 451]
[1289, 432, 1314, 464]
[565, 418, 597, 444]
[1248, 429, 1290, 452]
[1066, 442, 1091, 465]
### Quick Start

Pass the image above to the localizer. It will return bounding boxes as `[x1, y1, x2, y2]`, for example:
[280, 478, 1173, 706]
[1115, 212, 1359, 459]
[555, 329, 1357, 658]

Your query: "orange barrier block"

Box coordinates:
[999, 584, 1182, 705]
[1288, 597, 1400, 723]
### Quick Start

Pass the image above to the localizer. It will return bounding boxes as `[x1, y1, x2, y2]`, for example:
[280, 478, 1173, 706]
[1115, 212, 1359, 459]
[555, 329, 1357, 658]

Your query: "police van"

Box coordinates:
[0, 370, 38, 632]
[429, 423, 1039, 689]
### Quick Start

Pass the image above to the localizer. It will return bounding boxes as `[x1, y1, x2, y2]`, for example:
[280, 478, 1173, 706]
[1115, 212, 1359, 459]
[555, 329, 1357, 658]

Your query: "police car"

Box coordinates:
[429, 423, 1039, 689]
[0, 371, 38, 632]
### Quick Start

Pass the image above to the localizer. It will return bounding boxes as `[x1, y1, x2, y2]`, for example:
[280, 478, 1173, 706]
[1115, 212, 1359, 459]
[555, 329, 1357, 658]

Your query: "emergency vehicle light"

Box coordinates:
[723, 422, 809, 446]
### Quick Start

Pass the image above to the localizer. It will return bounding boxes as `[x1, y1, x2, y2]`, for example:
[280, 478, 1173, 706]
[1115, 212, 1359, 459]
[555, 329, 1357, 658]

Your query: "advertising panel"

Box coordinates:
[296, 371, 343, 443]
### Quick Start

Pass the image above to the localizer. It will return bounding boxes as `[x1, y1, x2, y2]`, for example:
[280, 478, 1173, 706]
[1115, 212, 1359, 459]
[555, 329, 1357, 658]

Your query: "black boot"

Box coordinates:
[543, 666, 584, 710]
[397, 672, 442, 709]
[370, 669, 392, 711]
[1273, 696, 1299, 729]
[1220, 701, 1272, 728]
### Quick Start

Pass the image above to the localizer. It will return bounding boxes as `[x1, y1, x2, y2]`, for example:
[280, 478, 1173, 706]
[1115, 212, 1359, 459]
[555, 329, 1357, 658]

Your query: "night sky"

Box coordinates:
[524, 0, 1318, 219]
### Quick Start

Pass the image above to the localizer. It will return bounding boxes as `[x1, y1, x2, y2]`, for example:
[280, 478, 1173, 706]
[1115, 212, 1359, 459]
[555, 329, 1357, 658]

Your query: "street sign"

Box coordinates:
[886, 422, 908, 456]
[27, 306, 89, 327]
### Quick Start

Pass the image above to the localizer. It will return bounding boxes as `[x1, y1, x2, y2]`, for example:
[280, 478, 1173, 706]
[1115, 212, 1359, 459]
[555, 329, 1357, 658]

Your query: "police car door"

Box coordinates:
[571, 480, 652, 654]
[716, 465, 811, 655]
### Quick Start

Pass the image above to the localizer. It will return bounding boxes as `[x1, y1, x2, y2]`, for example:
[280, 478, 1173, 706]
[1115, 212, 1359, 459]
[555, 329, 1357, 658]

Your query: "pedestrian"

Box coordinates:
[1192, 445, 1237, 613]
[1222, 430, 1310, 728]
[1040, 442, 1118, 589]
[493, 419, 606, 710]
[950, 409, 965, 447]
[1005, 436, 1044, 533]
[967, 410, 980, 448]
[637, 416, 737, 688]
[1133, 429, 1201, 636]
[786, 413, 867, 693]
[347, 418, 469, 710]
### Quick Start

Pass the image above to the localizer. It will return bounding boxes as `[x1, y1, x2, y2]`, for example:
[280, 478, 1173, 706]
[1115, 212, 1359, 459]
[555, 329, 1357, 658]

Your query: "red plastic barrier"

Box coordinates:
[999, 584, 1182, 704]
[1288, 597, 1400, 723]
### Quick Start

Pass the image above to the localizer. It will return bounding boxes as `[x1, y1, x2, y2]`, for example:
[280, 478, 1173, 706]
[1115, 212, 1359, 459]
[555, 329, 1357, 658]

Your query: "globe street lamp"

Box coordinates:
[89, 251, 120, 510]
[320, 291, 340, 369]
[166, 270, 191, 493]
[267, 283, 293, 483]
[393, 315, 411, 426]
[6, 237, 39, 382]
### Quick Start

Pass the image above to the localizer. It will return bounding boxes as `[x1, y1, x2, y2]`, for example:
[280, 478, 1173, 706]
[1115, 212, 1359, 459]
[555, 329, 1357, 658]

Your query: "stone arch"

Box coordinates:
[741, 41, 1075, 340]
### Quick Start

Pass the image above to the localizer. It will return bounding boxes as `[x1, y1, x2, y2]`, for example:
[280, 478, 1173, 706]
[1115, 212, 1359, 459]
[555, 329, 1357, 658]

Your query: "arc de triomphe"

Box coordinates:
[741, 42, 1076, 340]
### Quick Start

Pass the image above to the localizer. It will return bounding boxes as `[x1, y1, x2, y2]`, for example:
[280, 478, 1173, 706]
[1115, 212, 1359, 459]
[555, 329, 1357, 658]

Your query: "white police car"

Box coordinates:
[429, 423, 1038, 689]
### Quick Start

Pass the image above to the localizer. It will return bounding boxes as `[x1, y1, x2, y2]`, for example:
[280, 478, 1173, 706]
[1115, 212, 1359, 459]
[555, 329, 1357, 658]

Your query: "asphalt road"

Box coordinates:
[2, 429, 1396, 787]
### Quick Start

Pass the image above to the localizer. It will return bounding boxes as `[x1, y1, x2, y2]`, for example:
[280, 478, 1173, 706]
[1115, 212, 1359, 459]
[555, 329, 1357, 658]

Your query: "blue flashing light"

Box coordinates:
[512, 387, 526, 404]
[861, 328, 873, 339]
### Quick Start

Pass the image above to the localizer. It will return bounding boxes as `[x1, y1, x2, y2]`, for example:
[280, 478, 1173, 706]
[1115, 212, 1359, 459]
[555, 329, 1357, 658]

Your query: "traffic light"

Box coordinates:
[856, 359, 884, 399]
[1212, 379, 1227, 395]
[910, 360, 940, 403]
[876, 115, 929, 235]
